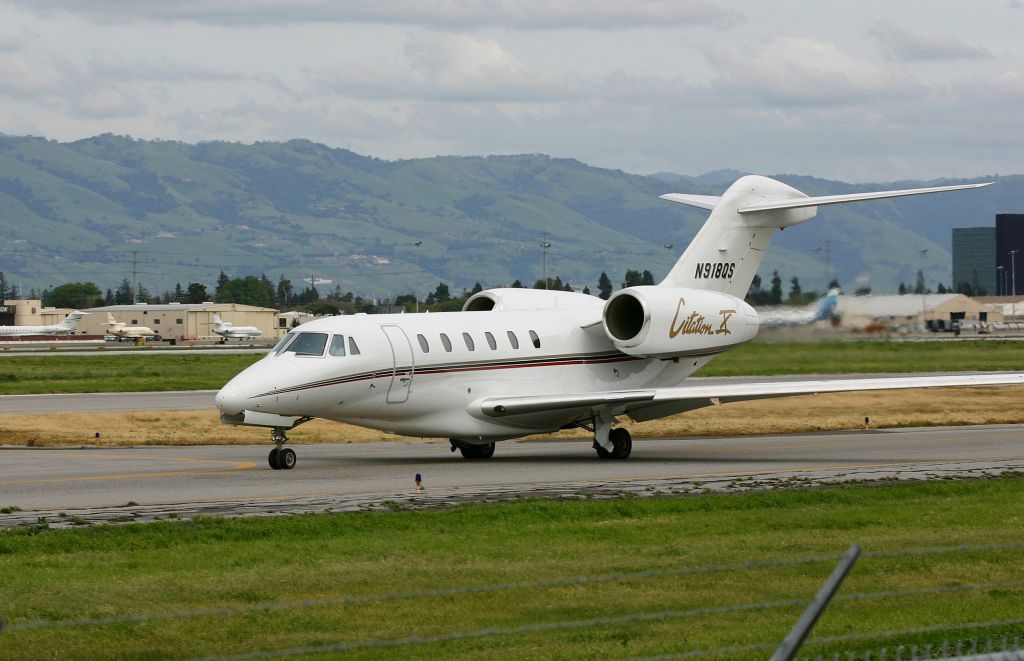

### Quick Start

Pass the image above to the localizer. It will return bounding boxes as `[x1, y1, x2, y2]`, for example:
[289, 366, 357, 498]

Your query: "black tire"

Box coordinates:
[593, 441, 612, 460]
[268, 448, 281, 470]
[279, 448, 297, 470]
[609, 428, 632, 459]
[459, 442, 496, 459]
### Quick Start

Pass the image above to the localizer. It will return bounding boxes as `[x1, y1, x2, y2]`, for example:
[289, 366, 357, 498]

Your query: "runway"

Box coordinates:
[2, 424, 1022, 528]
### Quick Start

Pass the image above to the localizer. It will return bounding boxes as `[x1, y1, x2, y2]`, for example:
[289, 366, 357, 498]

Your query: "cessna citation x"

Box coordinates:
[216, 175, 1024, 470]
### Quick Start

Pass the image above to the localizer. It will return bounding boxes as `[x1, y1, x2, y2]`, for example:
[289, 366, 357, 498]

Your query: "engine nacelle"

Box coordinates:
[602, 286, 758, 357]
[464, 288, 603, 312]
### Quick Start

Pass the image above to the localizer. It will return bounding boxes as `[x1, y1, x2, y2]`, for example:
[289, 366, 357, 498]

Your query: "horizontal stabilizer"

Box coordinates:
[658, 194, 721, 211]
[737, 182, 991, 214]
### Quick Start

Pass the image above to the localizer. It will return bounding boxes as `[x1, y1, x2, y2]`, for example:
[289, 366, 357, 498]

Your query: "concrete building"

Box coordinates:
[837, 294, 1001, 332]
[76, 303, 279, 340]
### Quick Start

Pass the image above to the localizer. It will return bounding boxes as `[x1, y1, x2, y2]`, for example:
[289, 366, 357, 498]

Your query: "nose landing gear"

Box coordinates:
[268, 427, 295, 470]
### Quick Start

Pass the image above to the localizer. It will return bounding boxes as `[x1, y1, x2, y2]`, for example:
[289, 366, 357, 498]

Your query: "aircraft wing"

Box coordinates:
[478, 372, 1024, 421]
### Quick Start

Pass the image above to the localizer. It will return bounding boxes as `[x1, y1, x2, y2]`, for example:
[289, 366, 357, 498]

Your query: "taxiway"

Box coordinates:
[1, 424, 1022, 527]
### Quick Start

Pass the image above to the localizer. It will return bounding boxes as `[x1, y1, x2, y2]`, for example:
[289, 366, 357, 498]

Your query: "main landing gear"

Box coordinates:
[450, 439, 496, 460]
[268, 426, 296, 470]
[593, 428, 632, 460]
[590, 412, 632, 460]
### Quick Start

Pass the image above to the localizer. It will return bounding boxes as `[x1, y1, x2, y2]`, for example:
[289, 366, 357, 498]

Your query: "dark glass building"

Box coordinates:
[996, 214, 1024, 296]
[952, 227, 995, 295]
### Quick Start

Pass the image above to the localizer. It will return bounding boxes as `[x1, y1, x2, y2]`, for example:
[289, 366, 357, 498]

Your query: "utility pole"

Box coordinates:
[540, 234, 552, 290]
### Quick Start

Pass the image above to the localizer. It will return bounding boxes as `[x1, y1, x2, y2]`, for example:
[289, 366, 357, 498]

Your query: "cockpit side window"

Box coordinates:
[328, 334, 346, 357]
[272, 332, 296, 355]
[348, 337, 361, 355]
[284, 332, 328, 356]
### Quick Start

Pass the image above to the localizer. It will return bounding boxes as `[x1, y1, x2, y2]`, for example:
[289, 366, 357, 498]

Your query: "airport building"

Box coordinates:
[74, 302, 280, 340]
[952, 213, 1024, 296]
[836, 293, 1001, 332]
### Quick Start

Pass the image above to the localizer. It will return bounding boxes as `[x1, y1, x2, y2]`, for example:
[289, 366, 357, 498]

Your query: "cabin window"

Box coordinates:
[529, 330, 540, 348]
[284, 332, 328, 357]
[485, 331, 497, 350]
[507, 331, 519, 349]
[417, 334, 430, 353]
[462, 332, 475, 351]
[328, 334, 347, 356]
[440, 333, 453, 352]
[349, 337, 361, 355]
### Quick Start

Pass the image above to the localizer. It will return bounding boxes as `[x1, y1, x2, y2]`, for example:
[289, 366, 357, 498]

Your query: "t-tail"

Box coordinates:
[658, 175, 991, 297]
[57, 311, 88, 331]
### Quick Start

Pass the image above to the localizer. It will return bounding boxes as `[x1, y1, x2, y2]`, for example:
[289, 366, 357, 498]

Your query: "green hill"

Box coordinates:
[0, 134, 1015, 298]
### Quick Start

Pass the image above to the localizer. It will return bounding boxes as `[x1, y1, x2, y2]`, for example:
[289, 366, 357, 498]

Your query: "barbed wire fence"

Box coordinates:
[1, 540, 1022, 659]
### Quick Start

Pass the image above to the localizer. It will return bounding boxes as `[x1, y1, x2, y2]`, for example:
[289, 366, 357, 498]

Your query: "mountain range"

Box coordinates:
[0, 133, 1020, 299]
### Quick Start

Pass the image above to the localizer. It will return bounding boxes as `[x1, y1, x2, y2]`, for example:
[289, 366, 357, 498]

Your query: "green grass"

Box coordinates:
[697, 339, 1024, 376]
[0, 478, 1022, 659]
[0, 354, 261, 394]
[2, 339, 1023, 395]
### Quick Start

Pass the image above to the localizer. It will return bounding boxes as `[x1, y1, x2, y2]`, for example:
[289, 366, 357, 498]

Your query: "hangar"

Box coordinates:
[73, 303, 280, 341]
[837, 294, 1002, 332]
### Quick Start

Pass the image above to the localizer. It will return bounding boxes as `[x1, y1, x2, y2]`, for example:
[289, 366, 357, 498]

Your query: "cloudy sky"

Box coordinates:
[0, 0, 1021, 182]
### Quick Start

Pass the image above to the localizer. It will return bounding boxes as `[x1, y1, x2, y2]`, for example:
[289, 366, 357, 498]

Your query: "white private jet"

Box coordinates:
[212, 314, 262, 340]
[759, 289, 841, 327]
[106, 313, 157, 340]
[216, 175, 1023, 470]
[0, 310, 89, 336]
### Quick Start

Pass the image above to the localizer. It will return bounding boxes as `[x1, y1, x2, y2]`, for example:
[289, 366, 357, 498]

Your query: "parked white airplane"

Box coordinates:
[106, 313, 157, 340]
[212, 314, 261, 340]
[0, 310, 89, 336]
[216, 175, 1022, 470]
[759, 289, 841, 327]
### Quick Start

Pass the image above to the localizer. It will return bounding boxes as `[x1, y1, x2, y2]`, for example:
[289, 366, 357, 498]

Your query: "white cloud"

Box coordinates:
[865, 22, 993, 61]
[9, 0, 743, 30]
[702, 38, 917, 106]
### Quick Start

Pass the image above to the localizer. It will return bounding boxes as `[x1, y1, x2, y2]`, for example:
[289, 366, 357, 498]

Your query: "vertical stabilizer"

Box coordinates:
[659, 175, 815, 297]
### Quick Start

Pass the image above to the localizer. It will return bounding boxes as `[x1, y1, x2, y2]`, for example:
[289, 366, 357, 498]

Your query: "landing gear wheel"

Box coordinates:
[458, 442, 496, 460]
[268, 448, 281, 470]
[594, 428, 632, 460]
[279, 448, 296, 470]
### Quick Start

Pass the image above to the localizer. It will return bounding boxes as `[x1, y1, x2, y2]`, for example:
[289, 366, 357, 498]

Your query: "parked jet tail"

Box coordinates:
[57, 310, 88, 331]
[658, 176, 990, 299]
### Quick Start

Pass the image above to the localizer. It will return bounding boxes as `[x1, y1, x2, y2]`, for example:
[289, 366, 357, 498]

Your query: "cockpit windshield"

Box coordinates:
[281, 332, 328, 357]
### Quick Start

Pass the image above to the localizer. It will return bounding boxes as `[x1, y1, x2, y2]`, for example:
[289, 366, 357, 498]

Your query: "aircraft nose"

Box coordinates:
[215, 382, 247, 415]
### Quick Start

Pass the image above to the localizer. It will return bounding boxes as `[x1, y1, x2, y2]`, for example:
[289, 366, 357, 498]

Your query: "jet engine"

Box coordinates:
[602, 286, 758, 357]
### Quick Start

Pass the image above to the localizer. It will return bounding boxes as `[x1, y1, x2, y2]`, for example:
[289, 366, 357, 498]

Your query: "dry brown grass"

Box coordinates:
[3, 386, 1023, 448]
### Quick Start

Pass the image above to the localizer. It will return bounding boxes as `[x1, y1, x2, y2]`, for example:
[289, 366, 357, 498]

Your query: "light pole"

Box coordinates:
[919, 248, 928, 332]
[1011, 250, 1019, 320]
[413, 241, 422, 313]
[540, 234, 552, 290]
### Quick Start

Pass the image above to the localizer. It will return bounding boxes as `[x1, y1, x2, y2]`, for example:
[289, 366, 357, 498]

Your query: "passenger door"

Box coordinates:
[381, 325, 414, 403]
